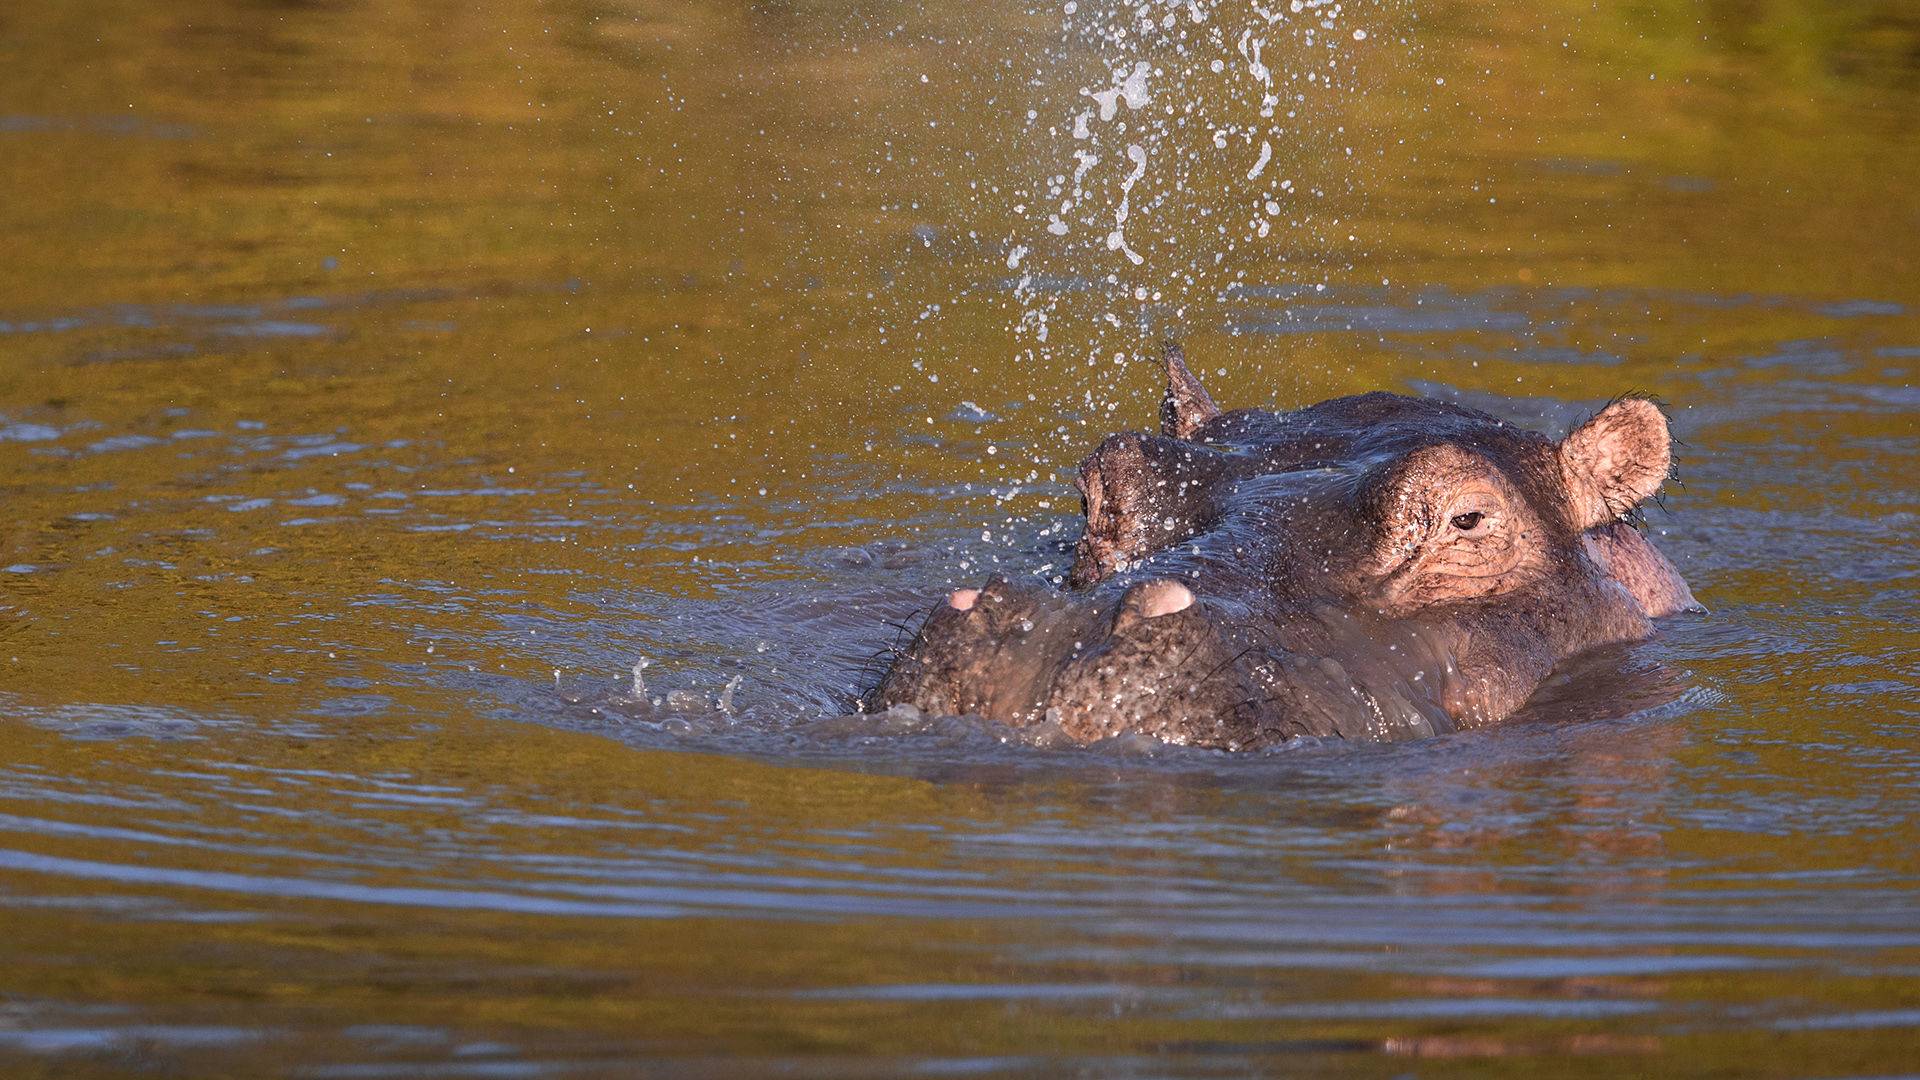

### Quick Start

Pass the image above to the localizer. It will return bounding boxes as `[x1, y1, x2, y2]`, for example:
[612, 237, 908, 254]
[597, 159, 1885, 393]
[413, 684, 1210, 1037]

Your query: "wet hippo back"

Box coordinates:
[877, 344, 1698, 748]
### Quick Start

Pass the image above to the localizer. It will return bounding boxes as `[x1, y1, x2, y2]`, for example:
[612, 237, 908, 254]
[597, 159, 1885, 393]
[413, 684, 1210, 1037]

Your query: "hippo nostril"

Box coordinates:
[1139, 580, 1195, 618]
[949, 588, 980, 611]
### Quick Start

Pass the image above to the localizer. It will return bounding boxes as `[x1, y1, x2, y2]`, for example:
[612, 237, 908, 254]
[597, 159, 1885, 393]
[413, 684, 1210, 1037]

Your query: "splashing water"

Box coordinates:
[971, 0, 1396, 420]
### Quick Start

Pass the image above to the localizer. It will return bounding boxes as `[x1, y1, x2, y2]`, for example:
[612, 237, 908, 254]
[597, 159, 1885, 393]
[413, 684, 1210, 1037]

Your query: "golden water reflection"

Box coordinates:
[0, 0, 1917, 1074]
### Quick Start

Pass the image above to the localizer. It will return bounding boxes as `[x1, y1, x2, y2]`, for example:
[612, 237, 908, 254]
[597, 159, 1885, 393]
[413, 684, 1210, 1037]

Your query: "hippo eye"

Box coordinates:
[1450, 511, 1487, 532]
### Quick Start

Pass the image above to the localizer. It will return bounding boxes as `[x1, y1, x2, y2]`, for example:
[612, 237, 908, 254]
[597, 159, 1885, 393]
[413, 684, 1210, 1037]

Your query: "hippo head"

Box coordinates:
[873, 344, 1699, 749]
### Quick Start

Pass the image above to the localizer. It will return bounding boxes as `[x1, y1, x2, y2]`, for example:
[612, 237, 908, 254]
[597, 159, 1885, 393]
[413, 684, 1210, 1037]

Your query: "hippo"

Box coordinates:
[872, 343, 1699, 748]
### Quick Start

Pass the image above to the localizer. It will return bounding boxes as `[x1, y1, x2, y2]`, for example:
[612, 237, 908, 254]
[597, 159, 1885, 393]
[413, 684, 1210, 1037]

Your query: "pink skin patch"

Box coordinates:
[1138, 580, 1194, 618]
[949, 588, 980, 611]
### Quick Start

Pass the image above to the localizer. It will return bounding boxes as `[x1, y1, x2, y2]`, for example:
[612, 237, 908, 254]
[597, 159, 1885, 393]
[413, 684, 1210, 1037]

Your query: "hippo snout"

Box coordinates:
[879, 572, 1216, 731]
[878, 573, 1089, 723]
[878, 571, 1433, 749]
[1039, 576, 1247, 745]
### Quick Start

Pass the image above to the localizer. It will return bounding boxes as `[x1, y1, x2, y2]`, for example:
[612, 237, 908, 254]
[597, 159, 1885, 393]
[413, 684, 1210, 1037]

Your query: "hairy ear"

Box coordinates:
[1159, 340, 1221, 440]
[1559, 397, 1671, 529]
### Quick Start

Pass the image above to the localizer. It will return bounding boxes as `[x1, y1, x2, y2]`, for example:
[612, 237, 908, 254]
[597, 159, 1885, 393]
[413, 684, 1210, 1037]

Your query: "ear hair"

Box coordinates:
[1159, 339, 1221, 440]
[1559, 396, 1672, 529]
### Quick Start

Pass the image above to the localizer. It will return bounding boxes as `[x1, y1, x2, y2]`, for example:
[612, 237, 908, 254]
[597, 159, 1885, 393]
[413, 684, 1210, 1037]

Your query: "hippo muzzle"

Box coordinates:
[880, 569, 1466, 747]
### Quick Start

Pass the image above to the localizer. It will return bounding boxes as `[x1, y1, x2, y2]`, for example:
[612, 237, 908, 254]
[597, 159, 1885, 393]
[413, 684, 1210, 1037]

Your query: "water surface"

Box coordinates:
[1, 0, 1917, 1076]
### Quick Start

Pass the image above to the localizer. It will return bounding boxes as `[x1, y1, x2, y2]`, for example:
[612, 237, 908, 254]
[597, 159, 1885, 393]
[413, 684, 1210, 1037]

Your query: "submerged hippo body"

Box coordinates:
[875, 345, 1699, 749]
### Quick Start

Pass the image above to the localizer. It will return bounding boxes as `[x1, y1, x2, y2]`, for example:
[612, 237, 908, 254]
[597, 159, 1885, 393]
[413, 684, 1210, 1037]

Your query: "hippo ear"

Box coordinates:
[1159, 340, 1222, 440]
[1559, 397, 1672, 529]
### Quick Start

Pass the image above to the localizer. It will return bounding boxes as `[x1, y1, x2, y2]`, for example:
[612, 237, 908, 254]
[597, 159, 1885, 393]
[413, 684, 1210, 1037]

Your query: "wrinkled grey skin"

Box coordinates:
[874, 344, 1700, 749]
